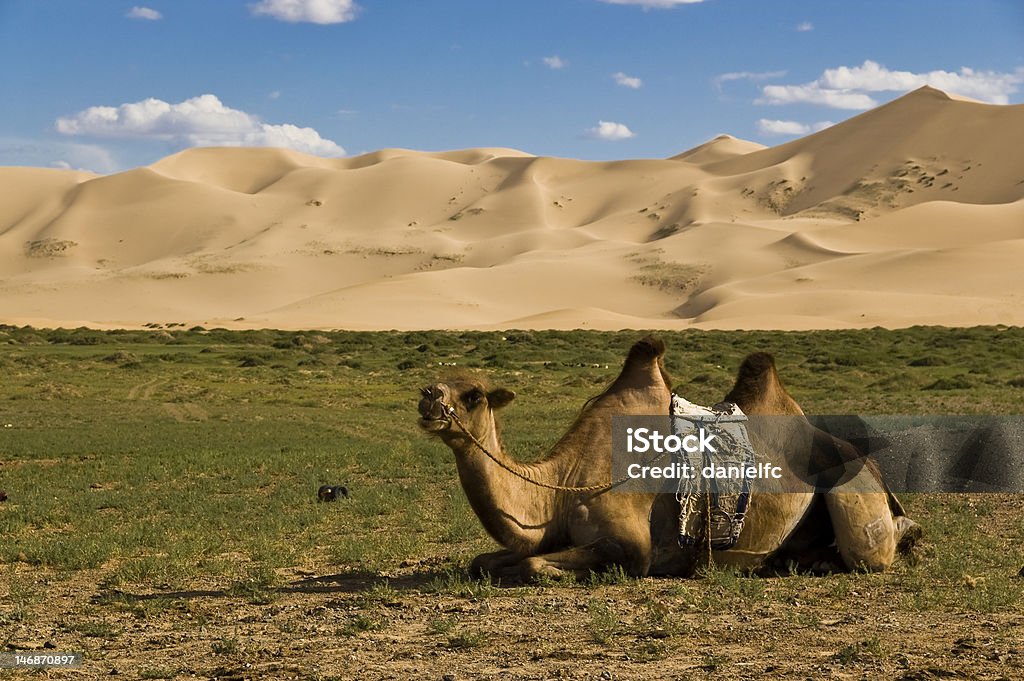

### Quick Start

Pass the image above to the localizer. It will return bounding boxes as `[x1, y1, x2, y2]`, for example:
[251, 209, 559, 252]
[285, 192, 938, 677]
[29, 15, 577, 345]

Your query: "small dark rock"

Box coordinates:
[0, 490, 7, 502]
[317, 485, 349, 502]
[1017, 566, 1024, 578]
[43, 640, 56, 649]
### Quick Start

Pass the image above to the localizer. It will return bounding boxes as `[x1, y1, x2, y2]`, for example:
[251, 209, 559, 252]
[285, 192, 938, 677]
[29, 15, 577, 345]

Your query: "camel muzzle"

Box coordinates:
[418, 385, 452, 431]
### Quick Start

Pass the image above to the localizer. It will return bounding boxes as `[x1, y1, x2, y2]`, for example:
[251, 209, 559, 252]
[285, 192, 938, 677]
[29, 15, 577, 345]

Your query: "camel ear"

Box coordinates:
[488, 388, 516, 410]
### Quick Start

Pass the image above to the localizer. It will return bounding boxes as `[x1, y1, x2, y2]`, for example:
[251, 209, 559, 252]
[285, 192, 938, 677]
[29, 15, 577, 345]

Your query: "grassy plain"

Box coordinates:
[1, 325, 1023, 679]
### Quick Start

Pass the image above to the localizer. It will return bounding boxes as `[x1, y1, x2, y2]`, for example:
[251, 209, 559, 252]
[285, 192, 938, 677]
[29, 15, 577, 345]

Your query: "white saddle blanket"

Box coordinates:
[671, 395, 756, 550]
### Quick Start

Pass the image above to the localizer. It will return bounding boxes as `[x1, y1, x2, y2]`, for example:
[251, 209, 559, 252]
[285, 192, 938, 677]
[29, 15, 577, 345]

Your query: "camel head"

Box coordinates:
[417, 378, 516, 442]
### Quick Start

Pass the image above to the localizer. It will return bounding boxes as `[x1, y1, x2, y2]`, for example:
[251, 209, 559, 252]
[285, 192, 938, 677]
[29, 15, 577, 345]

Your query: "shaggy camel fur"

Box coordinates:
[418, 337, 920, 582]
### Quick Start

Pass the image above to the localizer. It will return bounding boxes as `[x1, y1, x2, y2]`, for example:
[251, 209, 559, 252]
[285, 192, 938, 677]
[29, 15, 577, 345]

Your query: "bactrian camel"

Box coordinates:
[417, 337, 921, 582]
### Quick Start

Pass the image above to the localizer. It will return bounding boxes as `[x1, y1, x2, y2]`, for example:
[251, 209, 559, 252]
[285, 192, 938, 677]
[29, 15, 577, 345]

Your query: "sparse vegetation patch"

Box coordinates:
[0, 325, 1022, 678]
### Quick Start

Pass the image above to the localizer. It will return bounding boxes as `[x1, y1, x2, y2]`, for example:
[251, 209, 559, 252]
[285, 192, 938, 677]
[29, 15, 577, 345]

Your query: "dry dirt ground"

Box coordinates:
[3, 549, 1023, 681]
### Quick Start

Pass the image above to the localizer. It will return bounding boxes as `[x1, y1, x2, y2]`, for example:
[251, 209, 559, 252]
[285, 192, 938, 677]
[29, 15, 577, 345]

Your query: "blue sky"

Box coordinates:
[1, 0, 1022, 172]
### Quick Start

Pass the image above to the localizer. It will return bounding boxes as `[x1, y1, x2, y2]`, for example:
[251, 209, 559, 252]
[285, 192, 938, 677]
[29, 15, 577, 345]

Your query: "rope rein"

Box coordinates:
[705, 490, 714, 570]
[443, 404, 669, 494]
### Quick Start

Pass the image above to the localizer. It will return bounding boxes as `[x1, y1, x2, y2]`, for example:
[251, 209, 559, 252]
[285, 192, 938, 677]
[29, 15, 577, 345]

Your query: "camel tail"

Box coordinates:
[888, 489, 908, 518]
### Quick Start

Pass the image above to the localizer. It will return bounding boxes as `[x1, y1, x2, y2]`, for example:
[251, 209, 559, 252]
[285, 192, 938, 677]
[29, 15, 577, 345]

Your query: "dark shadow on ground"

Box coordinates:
[90, 568, 463, 603]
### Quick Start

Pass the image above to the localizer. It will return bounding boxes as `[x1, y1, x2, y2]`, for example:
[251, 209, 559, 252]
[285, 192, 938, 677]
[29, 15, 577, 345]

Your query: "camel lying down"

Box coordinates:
[417, 337, 921, 583]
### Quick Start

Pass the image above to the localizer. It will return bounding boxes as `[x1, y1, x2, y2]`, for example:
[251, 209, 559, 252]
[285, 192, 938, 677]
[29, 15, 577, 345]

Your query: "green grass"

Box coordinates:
[338, 614, 382, 637]
[833, 637, 884, 665]
[210, 635, 240, 655]
[446, 628, 488, 650]
[586, 599, 619, 644]
[227, 565, 283, 605]
[427, 616, 457, 635]
[67, 620, 120, 639]
[1, 324, 1023, 614]
[421, 571, 501, 599]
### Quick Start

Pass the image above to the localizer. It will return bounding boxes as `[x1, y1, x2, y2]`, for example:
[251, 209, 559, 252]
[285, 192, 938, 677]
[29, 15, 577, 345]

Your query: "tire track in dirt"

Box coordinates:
[162, 402, 209, 422]
[182, 403, 209, 421]
[127, 378, 166, 401]
[129, 378, 208, 422]
[162, 403, 186, 422]
[141, 379, 165, 401]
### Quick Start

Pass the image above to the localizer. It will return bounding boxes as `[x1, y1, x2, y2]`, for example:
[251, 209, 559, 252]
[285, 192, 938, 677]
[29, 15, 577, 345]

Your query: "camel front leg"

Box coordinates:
[516, 538, 649, 583]
[469, 548, 525, 580]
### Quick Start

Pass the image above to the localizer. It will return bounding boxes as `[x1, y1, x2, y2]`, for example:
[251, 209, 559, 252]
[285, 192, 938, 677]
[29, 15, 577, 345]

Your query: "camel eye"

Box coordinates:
[463, 388, 484, 408]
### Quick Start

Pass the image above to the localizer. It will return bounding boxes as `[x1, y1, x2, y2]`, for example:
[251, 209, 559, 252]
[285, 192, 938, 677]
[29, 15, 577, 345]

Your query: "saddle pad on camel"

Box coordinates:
[671, 394, 757, 551]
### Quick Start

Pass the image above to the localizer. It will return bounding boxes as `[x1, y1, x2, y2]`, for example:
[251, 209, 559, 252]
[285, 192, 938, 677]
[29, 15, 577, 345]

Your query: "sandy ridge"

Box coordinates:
[1, 86, 1023, 330]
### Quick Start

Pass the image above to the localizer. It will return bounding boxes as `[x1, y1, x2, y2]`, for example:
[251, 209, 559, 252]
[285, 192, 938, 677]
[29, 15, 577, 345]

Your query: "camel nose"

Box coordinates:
[418, 385, 448, 420]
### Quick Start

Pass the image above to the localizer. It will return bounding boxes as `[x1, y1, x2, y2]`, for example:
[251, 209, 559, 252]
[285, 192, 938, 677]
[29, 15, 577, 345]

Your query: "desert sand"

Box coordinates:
[1, 86, 1022, 331]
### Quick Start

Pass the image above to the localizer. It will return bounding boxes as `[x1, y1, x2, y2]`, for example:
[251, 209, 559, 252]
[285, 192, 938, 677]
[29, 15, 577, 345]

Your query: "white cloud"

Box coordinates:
[820, 61, 1023, 103]
[0, 138, 116, 174]
[543, 55, 567, 70]
[796, 21, 813, 32]
[599, 0, 706, 7]
[757, 84, 878, 109]
[126, 6, 162, 20]
[756, 119, 810, 136]
[268, 90, 281, 100]
[49, 159, 102, 172]
[612, 72, 643, 89]
[585, 120, 636, 141]
[713, 70, 787, 92]
[756, 119, 834, 136]
[55, 94, 344, 156]
[758, 60, 1024, 109]
[249, 0, 359, 24]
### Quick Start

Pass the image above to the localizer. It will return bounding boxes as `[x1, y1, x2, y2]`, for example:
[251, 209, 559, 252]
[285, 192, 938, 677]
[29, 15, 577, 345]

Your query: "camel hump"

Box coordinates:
[602, 335, 672, 393]
[628, 336, 666, 362]
[725, 351, 799, 413]
[737, 352, 777, 381]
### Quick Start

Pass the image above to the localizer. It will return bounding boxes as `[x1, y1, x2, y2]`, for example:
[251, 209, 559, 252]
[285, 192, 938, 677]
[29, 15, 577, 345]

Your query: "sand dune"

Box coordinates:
[669, 134, 766, 164]
[2, 86, 1023, 330]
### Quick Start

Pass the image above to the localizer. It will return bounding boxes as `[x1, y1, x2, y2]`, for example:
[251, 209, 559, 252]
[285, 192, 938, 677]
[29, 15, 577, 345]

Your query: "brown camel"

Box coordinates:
[417, 337, 920, 582]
